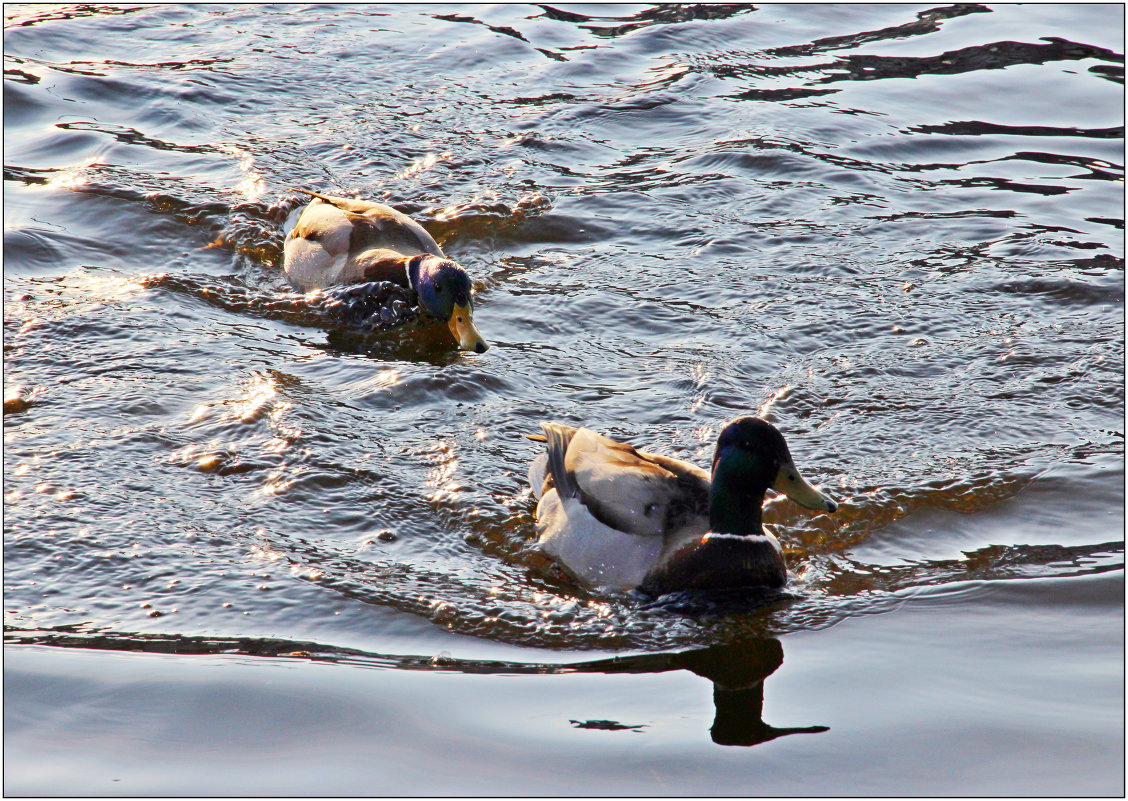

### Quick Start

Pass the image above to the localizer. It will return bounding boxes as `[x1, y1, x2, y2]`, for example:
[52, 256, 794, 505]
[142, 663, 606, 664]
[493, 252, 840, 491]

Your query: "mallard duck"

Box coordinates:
[282, 189, 488, 353]
[527, 416, 837, 594]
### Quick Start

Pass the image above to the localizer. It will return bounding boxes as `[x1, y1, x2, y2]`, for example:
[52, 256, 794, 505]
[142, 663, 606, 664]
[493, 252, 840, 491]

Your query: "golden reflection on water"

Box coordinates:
[434, 197, 479, 222]
[757, 384, 793, 419]
[195, 452, 223, 471]
[218, 144, 266, 201]
[188, 404, 209, 424]
[424, 440, 460, 502]
[176, 372, 305, 491]
[433, 186, 518, 223]
[44, 155, 103, 190]
[290, 564, 324, 581]
[260, 466, 295, 496]
[249, 543, 283, 564]
[689, 362, 711, 415]
[37, 270, 153, 313]
[397, 152, 449, 181]
[585, 599, 613, 619]
[269, 402, 300, 441]
[361, 368, 399, 393]
[262, 436, 290, 455]
[234, 371, 278, 424]
[693, 425, 715, 444]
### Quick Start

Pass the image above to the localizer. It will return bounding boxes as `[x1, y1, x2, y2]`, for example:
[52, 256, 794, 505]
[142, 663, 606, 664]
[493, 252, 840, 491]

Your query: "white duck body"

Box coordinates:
[532, 487, 666, 592]
[282, 191, 443, 292]
[528, 423, 712, 592]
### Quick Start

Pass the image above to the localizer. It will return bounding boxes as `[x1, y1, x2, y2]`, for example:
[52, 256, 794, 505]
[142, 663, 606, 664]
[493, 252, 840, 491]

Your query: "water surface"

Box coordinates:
[4, 3, 1123, 795]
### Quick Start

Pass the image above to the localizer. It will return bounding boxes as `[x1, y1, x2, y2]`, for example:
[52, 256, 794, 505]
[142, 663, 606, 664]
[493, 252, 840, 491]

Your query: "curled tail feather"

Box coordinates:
[535, 423, 580, 501]
[288, 188, 375, 215]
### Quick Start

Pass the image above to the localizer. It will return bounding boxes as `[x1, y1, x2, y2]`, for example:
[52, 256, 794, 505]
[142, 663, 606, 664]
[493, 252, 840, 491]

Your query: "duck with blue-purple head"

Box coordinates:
[282, 189, 488, 353]
[527, 416, 836, 594]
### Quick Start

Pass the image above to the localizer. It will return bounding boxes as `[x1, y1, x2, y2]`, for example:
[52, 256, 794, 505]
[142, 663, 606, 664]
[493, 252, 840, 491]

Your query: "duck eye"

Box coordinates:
[788, 473, 797, 482]
[434, 282, 443, 293]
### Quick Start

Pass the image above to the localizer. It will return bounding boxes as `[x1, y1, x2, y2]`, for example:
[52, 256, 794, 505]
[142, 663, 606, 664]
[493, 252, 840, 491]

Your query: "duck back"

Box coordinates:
[282, 193, 444, 291]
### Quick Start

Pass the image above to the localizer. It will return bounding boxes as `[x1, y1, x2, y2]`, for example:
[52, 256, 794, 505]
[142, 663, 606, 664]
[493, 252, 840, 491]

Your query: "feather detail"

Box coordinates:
[540, 422, 579, 499]
[527, 417, 834, 594]
[282, 191, 443, 292]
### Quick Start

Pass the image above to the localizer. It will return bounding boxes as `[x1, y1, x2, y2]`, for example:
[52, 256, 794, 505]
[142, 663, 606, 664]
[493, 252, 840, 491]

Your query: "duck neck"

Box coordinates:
[709, 470, 767, 536]
[406, 256, 423, 294]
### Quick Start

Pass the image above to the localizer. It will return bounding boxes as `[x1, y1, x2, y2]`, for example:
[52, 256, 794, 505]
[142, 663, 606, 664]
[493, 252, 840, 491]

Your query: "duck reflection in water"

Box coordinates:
[9, 628, 825, 748]
[574, 637, 828, 747]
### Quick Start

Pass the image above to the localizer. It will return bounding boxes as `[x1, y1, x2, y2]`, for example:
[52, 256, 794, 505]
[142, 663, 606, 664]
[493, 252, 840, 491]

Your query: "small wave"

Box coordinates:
[4, 4, 148, 28]
[536, 3, 754, 39]
[819, 37, 1123, 86]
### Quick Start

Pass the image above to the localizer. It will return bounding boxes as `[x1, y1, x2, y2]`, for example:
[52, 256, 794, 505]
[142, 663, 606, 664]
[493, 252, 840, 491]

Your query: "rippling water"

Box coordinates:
[4, 3, 1123, 795]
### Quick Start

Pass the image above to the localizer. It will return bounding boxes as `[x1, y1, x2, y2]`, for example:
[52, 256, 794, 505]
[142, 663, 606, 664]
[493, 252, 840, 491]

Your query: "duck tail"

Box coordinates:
[287, 189, 373, 214]
[539, 422, 579, 500]
[288, 188, 328, 199]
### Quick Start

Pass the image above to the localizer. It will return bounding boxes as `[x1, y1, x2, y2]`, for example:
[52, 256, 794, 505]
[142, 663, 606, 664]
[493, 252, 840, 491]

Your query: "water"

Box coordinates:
[4, 3, 1123, 795]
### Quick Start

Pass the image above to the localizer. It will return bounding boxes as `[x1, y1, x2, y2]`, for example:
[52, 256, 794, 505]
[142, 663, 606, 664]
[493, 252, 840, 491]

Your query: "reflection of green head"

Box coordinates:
[407, 254, 488, 353]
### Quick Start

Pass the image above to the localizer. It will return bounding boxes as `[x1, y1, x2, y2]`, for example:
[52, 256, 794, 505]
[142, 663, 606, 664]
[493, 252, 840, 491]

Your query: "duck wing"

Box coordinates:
[294, 190, 444, 260]
[540, 423, 710, 538]
[284, 200, 354, 291]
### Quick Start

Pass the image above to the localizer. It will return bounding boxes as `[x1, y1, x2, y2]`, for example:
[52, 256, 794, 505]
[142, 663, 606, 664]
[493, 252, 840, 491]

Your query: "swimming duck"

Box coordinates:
[282, 189, 488, 353]
[527, 416, 837, 594]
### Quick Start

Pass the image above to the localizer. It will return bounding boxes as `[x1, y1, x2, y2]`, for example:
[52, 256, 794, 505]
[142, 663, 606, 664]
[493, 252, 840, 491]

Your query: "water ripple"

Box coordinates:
[3, 2, 1122, 660]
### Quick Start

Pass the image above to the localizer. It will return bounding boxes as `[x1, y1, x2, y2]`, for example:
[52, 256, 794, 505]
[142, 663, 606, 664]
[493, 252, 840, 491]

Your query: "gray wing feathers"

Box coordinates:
[533, 422, 711, 539]
[565, 429, 682, 538]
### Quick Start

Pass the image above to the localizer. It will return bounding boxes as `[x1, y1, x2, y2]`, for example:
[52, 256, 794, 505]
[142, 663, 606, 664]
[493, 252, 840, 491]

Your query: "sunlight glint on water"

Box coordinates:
[3, 3, 1122, 796]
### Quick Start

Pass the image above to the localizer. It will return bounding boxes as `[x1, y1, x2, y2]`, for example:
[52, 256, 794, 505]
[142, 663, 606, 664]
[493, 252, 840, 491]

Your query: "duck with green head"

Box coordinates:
[282, 189, 488, 353]
[527, 416, 836, 594]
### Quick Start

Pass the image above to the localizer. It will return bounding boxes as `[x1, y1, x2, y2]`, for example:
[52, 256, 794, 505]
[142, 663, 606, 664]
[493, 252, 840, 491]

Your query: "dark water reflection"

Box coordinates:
[3, 2, 1123, 794]
[5, 624, 822, 748]
[568, 639, 831, 747]
[6, 571, 1121, 795]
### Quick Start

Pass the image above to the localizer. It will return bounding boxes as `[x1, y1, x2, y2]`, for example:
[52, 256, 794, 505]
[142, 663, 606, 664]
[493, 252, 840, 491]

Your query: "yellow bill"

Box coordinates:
[773, 462, 837, 513]
[449, 302, 489, 353]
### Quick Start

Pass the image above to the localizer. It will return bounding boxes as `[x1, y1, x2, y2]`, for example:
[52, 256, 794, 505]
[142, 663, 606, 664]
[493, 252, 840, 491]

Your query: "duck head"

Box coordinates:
[709, 416, 836, 535]
[408, 254, 489, 353]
